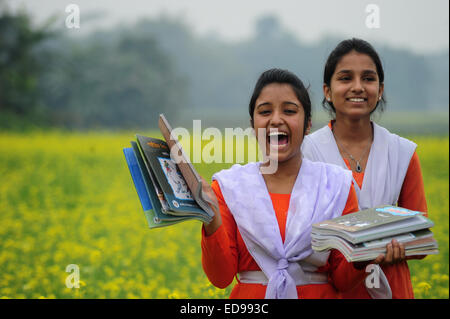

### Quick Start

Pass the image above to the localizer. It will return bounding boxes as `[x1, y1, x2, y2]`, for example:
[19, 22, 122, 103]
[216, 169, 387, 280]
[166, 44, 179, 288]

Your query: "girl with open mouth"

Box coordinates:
[200, 68, 376, 299]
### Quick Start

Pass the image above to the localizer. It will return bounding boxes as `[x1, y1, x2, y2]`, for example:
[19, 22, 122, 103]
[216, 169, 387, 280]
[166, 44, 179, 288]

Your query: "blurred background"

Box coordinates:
[0, 0, 448, 299]
[1, 0, 448, 134]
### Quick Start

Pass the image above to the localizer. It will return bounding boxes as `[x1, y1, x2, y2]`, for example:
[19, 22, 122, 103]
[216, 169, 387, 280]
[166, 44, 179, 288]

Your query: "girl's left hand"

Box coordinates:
[372, 239, 406, 265]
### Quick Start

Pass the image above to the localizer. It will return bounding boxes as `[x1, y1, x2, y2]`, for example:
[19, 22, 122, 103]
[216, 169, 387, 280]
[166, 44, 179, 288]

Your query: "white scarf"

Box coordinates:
[302, 122, 416, 209]
[212, 158, 352, 299]
[301, 122, 417, 298]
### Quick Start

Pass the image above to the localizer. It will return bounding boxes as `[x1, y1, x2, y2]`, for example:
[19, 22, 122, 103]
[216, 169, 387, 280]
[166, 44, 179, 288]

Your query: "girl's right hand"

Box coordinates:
[200, 177, 222, 236]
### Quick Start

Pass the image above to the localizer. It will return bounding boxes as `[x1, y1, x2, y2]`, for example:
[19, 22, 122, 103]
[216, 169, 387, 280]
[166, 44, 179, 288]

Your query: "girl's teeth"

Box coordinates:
[268, 132, 287, 136]
[268, 134, 288, 146]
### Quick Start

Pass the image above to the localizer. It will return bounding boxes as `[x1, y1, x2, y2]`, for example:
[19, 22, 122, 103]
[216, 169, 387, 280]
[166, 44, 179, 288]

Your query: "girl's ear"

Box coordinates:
[305, 118, 312, 135]
[378, 82, 384, 100]
[323, 84, 331, 102]
[249, 119, 256, 137]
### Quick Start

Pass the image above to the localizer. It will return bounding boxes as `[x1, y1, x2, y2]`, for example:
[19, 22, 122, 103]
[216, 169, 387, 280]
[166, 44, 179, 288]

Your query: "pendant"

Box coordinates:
[355, 162, 362, 173]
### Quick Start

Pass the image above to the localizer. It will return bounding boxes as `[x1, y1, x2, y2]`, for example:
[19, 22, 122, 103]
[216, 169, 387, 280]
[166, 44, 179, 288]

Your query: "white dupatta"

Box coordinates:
[212, 158, 352, 299]
[301, 122, 417, 299]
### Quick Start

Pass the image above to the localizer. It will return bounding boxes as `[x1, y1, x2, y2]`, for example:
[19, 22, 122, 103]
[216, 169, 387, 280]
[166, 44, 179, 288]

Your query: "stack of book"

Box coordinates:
[123, 114, 215, 228]
[311, 206, 439, 262]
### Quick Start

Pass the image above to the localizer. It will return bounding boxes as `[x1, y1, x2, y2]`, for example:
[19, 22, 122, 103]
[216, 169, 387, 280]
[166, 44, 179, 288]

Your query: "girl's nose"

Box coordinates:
[269, 109, 283, 126]
[351, 79, 365, 93]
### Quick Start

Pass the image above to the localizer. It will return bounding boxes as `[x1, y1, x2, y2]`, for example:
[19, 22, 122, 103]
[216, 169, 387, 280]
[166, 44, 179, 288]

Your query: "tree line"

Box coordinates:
[0, 7, 448, 130]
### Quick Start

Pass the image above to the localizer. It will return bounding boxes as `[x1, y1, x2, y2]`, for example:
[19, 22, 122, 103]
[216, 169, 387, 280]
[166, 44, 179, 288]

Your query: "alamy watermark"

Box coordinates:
[365, 264, 381, 289]
[65, 264, 80, 288]
[168, 121, 279, 174]
[365, 4, 381, 29]
[65, 4, 80, 29]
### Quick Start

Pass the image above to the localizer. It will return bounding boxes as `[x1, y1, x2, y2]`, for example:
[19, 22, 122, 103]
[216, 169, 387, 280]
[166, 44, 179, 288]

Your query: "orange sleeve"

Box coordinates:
[398, 151, 428, 216]
[201, 180, 238, 289]
[398, 151, 428, 260]
[327, 183, 368, 292]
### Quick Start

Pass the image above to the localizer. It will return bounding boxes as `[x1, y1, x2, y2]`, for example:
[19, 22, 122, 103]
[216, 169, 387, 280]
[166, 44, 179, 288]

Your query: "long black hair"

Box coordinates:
[322, 38, 386, 115]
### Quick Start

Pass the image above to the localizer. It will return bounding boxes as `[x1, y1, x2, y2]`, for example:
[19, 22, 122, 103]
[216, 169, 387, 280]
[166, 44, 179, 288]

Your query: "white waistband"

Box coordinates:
[237, 270, 328, 286]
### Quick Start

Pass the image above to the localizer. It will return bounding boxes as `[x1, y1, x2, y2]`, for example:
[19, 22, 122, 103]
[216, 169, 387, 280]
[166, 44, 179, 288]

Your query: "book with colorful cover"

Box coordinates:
[123, 115, 214, 228]
[123, 147, 177, 228]
[158, 114, 218, 215]
[130, 141, 187, 224]
[312, 228, 438, 262]
[312, 205, 434, 244]
[311, 205, 438, 262]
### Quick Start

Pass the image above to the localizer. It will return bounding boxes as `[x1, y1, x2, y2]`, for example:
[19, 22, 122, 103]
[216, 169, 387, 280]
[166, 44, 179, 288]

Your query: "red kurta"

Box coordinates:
[326, 122, 428, 299]
[340, 152, 427, 299]
[201, 179, 367, 299]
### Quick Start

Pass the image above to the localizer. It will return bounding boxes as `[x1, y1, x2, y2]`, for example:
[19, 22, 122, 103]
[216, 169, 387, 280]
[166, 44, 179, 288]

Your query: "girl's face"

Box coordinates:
[324, 50, 384, 120]
[253, 83, 309, 163]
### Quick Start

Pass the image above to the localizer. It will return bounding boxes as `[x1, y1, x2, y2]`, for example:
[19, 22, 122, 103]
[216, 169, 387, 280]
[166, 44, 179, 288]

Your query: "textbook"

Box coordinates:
[311, 205, 439, 262]
[123, 114, 215, 228]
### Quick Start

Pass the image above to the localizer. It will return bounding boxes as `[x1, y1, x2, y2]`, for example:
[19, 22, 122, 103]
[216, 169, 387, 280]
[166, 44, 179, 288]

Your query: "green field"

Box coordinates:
[0, 132, 448, 299]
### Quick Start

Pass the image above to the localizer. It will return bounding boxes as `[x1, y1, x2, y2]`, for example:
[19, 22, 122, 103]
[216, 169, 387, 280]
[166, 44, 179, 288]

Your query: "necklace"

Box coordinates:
[332, 130, 372, 173]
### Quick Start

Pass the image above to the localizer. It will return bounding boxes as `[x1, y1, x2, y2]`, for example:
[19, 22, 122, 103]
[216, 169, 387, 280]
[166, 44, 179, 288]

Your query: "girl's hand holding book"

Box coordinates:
[353, 239, 406, 269]
[373, 239, 406, 266]
[200, 177, 222, 236]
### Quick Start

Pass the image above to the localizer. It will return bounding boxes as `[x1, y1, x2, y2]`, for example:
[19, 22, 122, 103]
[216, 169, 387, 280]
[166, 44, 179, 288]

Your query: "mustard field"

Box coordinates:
[0, 132, 448, 299]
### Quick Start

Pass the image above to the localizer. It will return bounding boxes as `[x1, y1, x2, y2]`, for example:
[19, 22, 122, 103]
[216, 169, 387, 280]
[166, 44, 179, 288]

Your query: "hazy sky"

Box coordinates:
[7, 0, 449, 54]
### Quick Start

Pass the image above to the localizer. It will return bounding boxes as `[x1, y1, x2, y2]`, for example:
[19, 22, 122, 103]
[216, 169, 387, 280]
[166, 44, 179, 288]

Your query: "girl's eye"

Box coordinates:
[258, 110, 271, 115]
[284, 109, 297, 114]
[338, 76, 351, 81]
[363, 77, 376, 81]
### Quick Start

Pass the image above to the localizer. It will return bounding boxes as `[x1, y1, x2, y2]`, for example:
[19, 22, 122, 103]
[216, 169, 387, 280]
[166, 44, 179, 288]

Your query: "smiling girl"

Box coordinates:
[302, 38, 428, 299]
[200, 69, 371, 299]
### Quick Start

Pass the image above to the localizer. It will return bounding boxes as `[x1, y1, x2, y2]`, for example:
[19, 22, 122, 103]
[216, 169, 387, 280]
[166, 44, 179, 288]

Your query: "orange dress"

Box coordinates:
[328, 122, 428, 299]
[201, 180, 367, 299]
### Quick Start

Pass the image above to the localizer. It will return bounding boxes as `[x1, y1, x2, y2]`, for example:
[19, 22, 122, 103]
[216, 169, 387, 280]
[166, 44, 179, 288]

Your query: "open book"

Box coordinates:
[311, 205, 439, 262]
[123, 114, 215, 228]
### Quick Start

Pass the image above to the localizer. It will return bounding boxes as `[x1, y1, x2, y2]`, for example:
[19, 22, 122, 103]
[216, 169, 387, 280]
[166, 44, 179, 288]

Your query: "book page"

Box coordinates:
[157, 156, 194, 201]
[314, 206, 422, 232]
[158, 114, 217, 216]
[158, 114, 201, 197]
